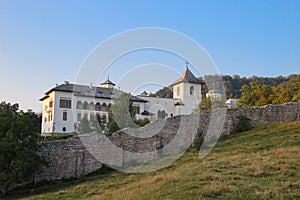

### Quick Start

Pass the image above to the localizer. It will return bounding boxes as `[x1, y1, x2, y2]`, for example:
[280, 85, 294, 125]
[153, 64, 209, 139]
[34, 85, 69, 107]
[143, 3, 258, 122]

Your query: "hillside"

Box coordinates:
[149, 74, 298, 99]
[8, 122, 300, 200]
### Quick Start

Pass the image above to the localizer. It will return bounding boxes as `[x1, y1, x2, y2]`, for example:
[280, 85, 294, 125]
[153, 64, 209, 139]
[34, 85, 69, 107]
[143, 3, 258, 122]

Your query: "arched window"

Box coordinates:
[83, 101, 88, 110]
[95, 102, 101, 111]
[190, 86, 194, 95]
[62, 127, 66, 132]
[102, 103, 107, 111]
[77, 101, 83, 109]
[88, 102, 95, 110]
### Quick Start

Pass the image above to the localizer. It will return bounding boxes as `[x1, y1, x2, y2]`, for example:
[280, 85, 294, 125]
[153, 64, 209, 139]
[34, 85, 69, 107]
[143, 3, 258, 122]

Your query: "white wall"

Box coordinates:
[138, 96, 175, 119]
[173, 82, 202, 115]
[41, 90, 146, 135]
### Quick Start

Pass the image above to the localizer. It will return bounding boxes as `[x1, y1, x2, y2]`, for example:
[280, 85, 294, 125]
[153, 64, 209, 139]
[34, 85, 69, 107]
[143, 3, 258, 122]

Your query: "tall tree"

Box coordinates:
[0, 102, 45, 195]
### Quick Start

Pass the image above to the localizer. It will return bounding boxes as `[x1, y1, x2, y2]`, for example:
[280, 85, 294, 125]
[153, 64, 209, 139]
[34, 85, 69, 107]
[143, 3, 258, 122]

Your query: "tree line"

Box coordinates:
[148, 74, 298, 99]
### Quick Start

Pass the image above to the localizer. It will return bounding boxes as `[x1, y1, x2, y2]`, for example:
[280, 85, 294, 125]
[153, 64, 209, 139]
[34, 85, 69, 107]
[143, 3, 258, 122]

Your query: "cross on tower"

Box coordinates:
[186, 61, 189, 69]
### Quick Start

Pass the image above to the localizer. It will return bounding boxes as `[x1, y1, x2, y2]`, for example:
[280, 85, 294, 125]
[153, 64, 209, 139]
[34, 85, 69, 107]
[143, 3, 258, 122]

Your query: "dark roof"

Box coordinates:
[39, 83, 147, 102]
[141, 110, 154, 116]
[101, 78, 115, 86]
[170, 67, 204, 86]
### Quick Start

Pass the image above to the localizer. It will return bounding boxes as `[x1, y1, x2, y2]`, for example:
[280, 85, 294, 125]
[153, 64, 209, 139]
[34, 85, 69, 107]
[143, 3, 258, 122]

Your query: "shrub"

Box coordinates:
[235, 114, 251, 133]
[191, 129, 204, 151]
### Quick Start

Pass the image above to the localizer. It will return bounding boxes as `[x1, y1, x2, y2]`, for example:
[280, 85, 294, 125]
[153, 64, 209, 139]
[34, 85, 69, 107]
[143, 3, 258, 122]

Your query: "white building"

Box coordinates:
[40, 66, 204, 136]
[206, 89, 222, 100]
[226, 98, 238, 108]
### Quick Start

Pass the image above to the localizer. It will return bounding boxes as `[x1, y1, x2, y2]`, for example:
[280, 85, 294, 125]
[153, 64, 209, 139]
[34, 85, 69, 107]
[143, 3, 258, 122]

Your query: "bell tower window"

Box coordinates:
[190, 86, 194, 95]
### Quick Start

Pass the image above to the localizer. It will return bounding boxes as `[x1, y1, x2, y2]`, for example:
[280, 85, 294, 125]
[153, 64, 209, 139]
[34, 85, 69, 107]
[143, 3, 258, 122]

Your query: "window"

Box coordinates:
[190, 86, 194, 95]
[77, 112, 82, 121]
[177, 87, 180, 96]
[133, 105, 140, 115]
[90, 113, 95, 121]
[95, 102, 101, 111]
[77, 101, 83, 109]
[63, 111, 67, 121]
[60, 99, 71, 108]
[102, 103, 107, 111]
[62, 127, 66, 132]
[84, 113, 88, 119]
[49, 101, 53, 108]
[89, 102, 95, 110]
[45, 105, 48, 111]
[83, 101, 88, 110]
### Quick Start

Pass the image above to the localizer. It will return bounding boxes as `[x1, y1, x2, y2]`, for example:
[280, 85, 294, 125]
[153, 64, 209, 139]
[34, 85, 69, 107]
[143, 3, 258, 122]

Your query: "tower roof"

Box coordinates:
[170, 66, 204, 86]
[101, 76, 116, 86]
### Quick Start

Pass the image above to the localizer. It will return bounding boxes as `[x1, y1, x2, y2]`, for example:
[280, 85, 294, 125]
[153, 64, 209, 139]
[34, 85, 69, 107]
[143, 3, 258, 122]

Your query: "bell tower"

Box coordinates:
[171, 63, 203, 115]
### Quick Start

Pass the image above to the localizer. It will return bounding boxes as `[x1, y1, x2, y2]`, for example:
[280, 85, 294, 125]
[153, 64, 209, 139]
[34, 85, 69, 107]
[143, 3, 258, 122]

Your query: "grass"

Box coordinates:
[4, 122, 300, 199]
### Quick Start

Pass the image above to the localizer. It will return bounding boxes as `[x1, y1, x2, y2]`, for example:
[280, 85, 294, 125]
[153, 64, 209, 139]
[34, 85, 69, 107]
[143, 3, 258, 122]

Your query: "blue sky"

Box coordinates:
[0, 0, 299, 112]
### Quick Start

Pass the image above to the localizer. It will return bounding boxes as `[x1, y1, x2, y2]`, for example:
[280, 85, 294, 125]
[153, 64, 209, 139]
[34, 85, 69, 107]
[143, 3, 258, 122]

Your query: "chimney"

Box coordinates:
[89, 83, 93, 89]
[64, 81, 69, 85]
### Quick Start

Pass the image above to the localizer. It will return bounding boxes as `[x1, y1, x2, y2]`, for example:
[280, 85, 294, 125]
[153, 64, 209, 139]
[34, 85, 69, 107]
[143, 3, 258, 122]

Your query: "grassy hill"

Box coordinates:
[7, 122, 300, 199]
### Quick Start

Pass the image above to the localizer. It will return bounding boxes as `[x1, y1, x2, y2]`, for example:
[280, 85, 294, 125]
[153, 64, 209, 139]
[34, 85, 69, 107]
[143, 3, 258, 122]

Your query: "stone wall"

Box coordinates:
[34, 137, 102, 183]
[223, 101, 300, 134]
[36, 101, 300, 182]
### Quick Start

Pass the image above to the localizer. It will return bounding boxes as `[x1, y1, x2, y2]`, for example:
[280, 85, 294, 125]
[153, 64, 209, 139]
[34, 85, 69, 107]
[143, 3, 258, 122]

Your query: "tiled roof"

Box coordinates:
[39, 83, 147, 102]
[170, 67, 204, 86]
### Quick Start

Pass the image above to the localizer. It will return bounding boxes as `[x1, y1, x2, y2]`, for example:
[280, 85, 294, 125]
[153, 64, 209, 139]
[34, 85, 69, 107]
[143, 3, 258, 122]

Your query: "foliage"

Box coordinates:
[106, 107, 120, 136]
[149, 87, 173, 98]
[195, 97, 212, 112]
[133, 118, 150, 127]
[238, 75, 300, 107]
[0, 101, 45, 195]
[235, 114, 251, 133]
[191, 129, 204, 151]
[111, 93, 137, 130]
[74, 116, 94, 134]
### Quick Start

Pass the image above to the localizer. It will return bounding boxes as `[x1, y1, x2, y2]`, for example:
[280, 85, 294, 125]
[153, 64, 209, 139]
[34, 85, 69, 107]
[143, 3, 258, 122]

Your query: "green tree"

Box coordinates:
[75, 115, 93, 134]
[271, 85, 291, 104]
[196, 97, 212, 112]
[0, 102, 45, 195]
[111, 93, 137, 129]
[134, 118, 150, 127]
[106, 107, 120, 136]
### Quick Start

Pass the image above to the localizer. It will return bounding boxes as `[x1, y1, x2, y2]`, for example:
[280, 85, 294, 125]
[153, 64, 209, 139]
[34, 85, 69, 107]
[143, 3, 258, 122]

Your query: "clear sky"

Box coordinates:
[0, 0, 299, 112]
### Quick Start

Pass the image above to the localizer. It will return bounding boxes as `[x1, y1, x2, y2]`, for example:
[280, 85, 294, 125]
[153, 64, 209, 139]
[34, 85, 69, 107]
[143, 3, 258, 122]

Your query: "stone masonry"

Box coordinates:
[35, 101, 300, 182]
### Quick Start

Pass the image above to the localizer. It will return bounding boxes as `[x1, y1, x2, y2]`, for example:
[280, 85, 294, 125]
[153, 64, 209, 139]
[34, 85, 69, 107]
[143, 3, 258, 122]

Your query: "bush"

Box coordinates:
[191, 129, 204, 151]
[134, 118, 150, 127]
[235, 114, 251, 133]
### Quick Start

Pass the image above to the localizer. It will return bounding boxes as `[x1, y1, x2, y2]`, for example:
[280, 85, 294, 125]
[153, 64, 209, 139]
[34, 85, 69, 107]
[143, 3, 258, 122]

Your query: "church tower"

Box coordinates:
[171, 63, 203, 115]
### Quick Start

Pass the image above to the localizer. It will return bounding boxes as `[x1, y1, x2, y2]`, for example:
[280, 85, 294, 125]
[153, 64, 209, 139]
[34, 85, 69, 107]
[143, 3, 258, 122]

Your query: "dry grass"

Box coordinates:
[6, 122, 300, 200]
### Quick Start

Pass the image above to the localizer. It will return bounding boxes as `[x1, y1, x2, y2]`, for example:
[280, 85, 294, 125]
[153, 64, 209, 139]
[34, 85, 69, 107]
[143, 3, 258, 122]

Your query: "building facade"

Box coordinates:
[40, 66, 204, 136]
